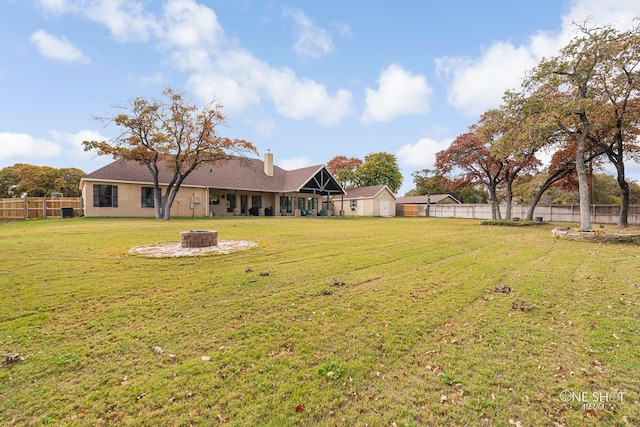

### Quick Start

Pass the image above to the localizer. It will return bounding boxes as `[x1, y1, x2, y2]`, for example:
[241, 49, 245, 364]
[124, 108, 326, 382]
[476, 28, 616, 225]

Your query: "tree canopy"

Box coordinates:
[415, 21, 640, 228]
[0, 164, 85, 198]
[326, 155, 362, 188]
[524, 22, 640, 228]
[326, 152, 403, 194]
[83, 88, 256, 220]
[353, 152, 403, 194]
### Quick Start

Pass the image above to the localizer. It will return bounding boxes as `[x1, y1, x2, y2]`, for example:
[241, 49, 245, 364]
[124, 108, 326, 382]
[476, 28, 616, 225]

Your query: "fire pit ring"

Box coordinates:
[181, 230, 218, 248]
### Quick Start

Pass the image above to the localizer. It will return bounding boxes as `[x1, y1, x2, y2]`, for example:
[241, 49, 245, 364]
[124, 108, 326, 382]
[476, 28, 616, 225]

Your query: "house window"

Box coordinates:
[350, 200, 357, 209]
[296, 197, 306, 210]
[226, 194, 236, 213]
[280, 196, 292, 214]
[252, 195, 261, 208]
[93, 184, 118, 208]
[307, 197, 317, 210]
[141, 187, 154, 208]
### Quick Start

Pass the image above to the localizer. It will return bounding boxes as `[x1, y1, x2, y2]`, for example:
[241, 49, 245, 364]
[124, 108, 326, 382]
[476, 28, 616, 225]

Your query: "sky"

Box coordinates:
[2, 0, 640, 195]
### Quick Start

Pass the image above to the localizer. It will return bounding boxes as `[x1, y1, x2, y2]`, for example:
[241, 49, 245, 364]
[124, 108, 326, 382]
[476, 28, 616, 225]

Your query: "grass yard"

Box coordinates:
[1, 216, 639, 426]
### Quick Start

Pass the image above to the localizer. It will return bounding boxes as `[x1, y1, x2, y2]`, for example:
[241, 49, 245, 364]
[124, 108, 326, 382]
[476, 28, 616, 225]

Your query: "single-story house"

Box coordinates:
[395, 194, 461, 216]
[332, 185, 396, 217]
[80, 153, 345, 217]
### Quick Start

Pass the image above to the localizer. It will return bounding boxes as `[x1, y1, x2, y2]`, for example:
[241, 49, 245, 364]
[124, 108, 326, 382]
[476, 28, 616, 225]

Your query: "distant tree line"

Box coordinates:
[0, 164, 85, 198]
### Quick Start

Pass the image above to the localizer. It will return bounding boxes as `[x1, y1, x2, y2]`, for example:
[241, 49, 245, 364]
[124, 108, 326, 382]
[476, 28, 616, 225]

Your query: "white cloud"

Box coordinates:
[361, 64, 432, 123]
[278, 156, 313, 170]
[283, 8, 334, 59]
[161, 0, 225, 51]
[0, 130, 114, 170]
[265, 68, 354, 126]
[48, 129, 112, 162]
[34, 0, 355, 127]
[38, 0, 160, 42]
[0, 132, 64, 161]
[396, 137, 453, 169]
[30, 30, 89, 63]
[437, 0, 640, 117]
[436, 43, 536, 117]
[37, 0, 72, 14]
[187, 46, 354, 126]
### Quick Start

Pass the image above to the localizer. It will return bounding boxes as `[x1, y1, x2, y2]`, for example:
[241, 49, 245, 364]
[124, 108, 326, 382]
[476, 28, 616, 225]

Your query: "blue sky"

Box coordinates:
[2, 0, 640, 195]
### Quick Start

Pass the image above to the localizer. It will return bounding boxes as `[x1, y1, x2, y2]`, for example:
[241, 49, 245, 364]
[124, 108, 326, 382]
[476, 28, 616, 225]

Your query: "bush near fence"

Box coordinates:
[0, 197, 83, 219]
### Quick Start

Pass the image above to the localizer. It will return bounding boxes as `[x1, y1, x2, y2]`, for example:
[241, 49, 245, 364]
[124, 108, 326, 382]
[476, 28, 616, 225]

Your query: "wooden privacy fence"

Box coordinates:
[0, 197, 83, 220]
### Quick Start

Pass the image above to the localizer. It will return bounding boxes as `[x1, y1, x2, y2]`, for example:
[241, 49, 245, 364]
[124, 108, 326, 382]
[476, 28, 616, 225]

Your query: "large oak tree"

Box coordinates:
[525, 23, 640, 229]
[353, 152, 403, 194]
[83, 88, 256, 220]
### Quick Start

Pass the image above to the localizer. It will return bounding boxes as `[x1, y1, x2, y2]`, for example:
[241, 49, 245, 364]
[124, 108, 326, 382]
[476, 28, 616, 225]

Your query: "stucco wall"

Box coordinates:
[82, 181, 319, 218]
[333, 188, 396, 217]
[82, 181, 210, 217]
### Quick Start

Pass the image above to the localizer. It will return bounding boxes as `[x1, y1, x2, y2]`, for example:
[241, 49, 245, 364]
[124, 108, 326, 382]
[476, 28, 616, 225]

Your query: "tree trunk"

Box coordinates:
[504, 180, 513, 220]
[162, 191, 176, 220]
[154, 187, 163, 219]
[488, 186, 501, 220]
[610, 134, 629, 228]
[615, 163, 630, 228]
[526, 168, 572, 221]
[575, 129, 592, 231]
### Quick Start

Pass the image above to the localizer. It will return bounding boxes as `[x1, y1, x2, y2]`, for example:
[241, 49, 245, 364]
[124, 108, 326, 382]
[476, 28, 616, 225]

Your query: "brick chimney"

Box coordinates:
[264, 151, 274, 177]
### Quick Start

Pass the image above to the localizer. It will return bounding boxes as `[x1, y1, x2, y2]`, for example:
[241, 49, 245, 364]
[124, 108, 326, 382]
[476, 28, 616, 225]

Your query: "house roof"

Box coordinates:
[81, 156, 345, 195]
[340, 185, 396, 200]
[395, 194, 461, 204]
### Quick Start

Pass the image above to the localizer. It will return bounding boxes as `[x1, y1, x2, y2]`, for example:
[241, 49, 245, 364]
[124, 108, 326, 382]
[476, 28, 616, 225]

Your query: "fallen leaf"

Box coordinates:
[295, 405, 305, 413]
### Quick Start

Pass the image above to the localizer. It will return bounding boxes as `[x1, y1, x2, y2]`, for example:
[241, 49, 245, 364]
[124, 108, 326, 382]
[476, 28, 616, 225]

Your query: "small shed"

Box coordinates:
[395, 194, 461, 216]
[333, 185, 396, 217]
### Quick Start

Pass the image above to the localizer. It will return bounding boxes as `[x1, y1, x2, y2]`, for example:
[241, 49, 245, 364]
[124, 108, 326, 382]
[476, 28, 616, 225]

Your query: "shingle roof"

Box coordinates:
[81, 156, 344, 195]
[395, 194, 461, 204]
[341, 185, 395, 200]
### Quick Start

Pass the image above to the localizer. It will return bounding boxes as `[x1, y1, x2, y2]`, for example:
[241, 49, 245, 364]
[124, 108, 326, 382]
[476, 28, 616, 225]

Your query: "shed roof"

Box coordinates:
[395, 194, 461, 204]
[340, 185, 396, 200]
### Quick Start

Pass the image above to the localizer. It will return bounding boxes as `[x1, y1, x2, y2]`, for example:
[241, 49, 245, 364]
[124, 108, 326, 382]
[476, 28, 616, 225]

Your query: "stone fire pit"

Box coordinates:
[181, 230, 218, 248]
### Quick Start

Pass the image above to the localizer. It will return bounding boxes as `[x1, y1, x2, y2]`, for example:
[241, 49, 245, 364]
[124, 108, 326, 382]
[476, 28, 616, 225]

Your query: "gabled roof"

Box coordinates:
[81, 156, 345, 195]
[395, 194, 461, 204]
[340, 185, 396, 200]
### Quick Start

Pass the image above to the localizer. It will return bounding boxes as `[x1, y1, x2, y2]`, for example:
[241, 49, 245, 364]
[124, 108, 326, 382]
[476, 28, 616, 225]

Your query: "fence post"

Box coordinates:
[43, 197, 47, 219]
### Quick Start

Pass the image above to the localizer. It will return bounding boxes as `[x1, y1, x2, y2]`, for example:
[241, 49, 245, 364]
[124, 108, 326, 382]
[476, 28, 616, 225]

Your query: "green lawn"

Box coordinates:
[1, 217, 638, 426]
